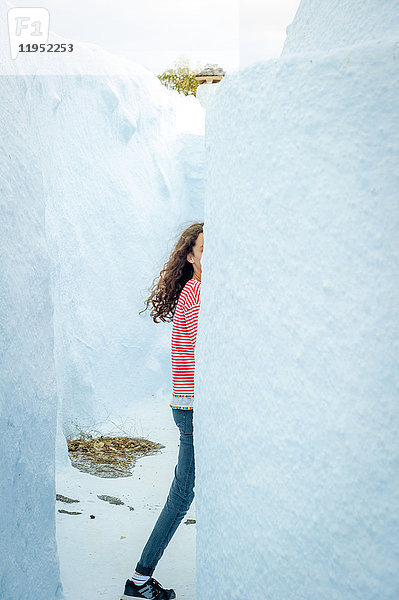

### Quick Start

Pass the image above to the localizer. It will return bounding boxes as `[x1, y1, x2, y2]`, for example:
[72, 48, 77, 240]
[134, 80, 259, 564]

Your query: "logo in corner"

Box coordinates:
[7, 7, 50, 59]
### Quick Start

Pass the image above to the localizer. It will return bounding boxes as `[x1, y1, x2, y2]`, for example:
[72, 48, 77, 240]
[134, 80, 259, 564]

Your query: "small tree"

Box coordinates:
[157, 55, 201, 96]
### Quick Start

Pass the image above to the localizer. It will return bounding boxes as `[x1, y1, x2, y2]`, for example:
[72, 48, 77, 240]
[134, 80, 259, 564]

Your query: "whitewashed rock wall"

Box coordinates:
[195, 1, 399, 598]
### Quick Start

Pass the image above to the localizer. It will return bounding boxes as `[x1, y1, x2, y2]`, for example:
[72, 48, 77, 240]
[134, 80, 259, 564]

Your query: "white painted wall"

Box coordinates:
[0, 75, 64, 600]
[195, 1, 399, 598]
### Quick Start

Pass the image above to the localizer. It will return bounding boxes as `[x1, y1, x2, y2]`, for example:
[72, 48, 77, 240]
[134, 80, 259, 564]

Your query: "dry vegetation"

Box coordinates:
[67, 434, 164, 478]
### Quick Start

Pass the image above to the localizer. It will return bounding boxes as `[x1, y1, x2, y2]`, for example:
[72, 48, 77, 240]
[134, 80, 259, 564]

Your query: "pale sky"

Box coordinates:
[8, 0, 301, 74]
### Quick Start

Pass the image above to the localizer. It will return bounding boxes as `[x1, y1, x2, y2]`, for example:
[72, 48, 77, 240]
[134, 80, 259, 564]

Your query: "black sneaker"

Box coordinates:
[120, 577, 176, 599]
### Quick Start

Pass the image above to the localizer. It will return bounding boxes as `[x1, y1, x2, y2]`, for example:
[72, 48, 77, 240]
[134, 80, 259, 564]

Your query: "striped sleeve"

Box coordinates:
[183, 301, 200, 347]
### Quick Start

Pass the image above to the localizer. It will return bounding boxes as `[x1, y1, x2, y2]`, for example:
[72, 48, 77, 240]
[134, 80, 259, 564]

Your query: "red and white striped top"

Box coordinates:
[170, 277, 201, 410]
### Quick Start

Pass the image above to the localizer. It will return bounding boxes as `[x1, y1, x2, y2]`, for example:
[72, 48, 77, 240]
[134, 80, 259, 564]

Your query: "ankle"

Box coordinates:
[131, 571, 150, 586]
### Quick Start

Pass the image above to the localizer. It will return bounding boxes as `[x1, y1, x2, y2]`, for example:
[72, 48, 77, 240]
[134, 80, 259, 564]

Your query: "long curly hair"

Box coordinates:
[139, 222, 204, 323]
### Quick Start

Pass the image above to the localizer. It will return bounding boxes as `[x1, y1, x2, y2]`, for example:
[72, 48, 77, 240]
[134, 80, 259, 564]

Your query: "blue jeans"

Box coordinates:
[135, 408, 195, 576]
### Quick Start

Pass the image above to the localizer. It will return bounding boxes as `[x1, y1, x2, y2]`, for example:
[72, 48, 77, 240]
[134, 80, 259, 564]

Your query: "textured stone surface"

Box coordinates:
[0, 60, 64, 600]
[195, 1, 399, 598]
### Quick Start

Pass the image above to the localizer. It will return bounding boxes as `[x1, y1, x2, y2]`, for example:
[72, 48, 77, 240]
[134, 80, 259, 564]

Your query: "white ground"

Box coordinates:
[56, 396, 195, 600]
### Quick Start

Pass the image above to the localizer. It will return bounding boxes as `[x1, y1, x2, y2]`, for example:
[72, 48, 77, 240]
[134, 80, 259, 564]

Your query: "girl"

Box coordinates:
[121, 222, 204, 600]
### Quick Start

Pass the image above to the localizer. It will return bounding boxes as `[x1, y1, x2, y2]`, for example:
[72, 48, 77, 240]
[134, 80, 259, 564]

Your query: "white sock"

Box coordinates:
[131, 571, 150, 586]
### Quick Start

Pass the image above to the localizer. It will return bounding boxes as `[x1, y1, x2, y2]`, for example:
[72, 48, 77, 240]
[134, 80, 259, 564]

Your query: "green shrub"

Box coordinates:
[157, 55, 201, 96]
